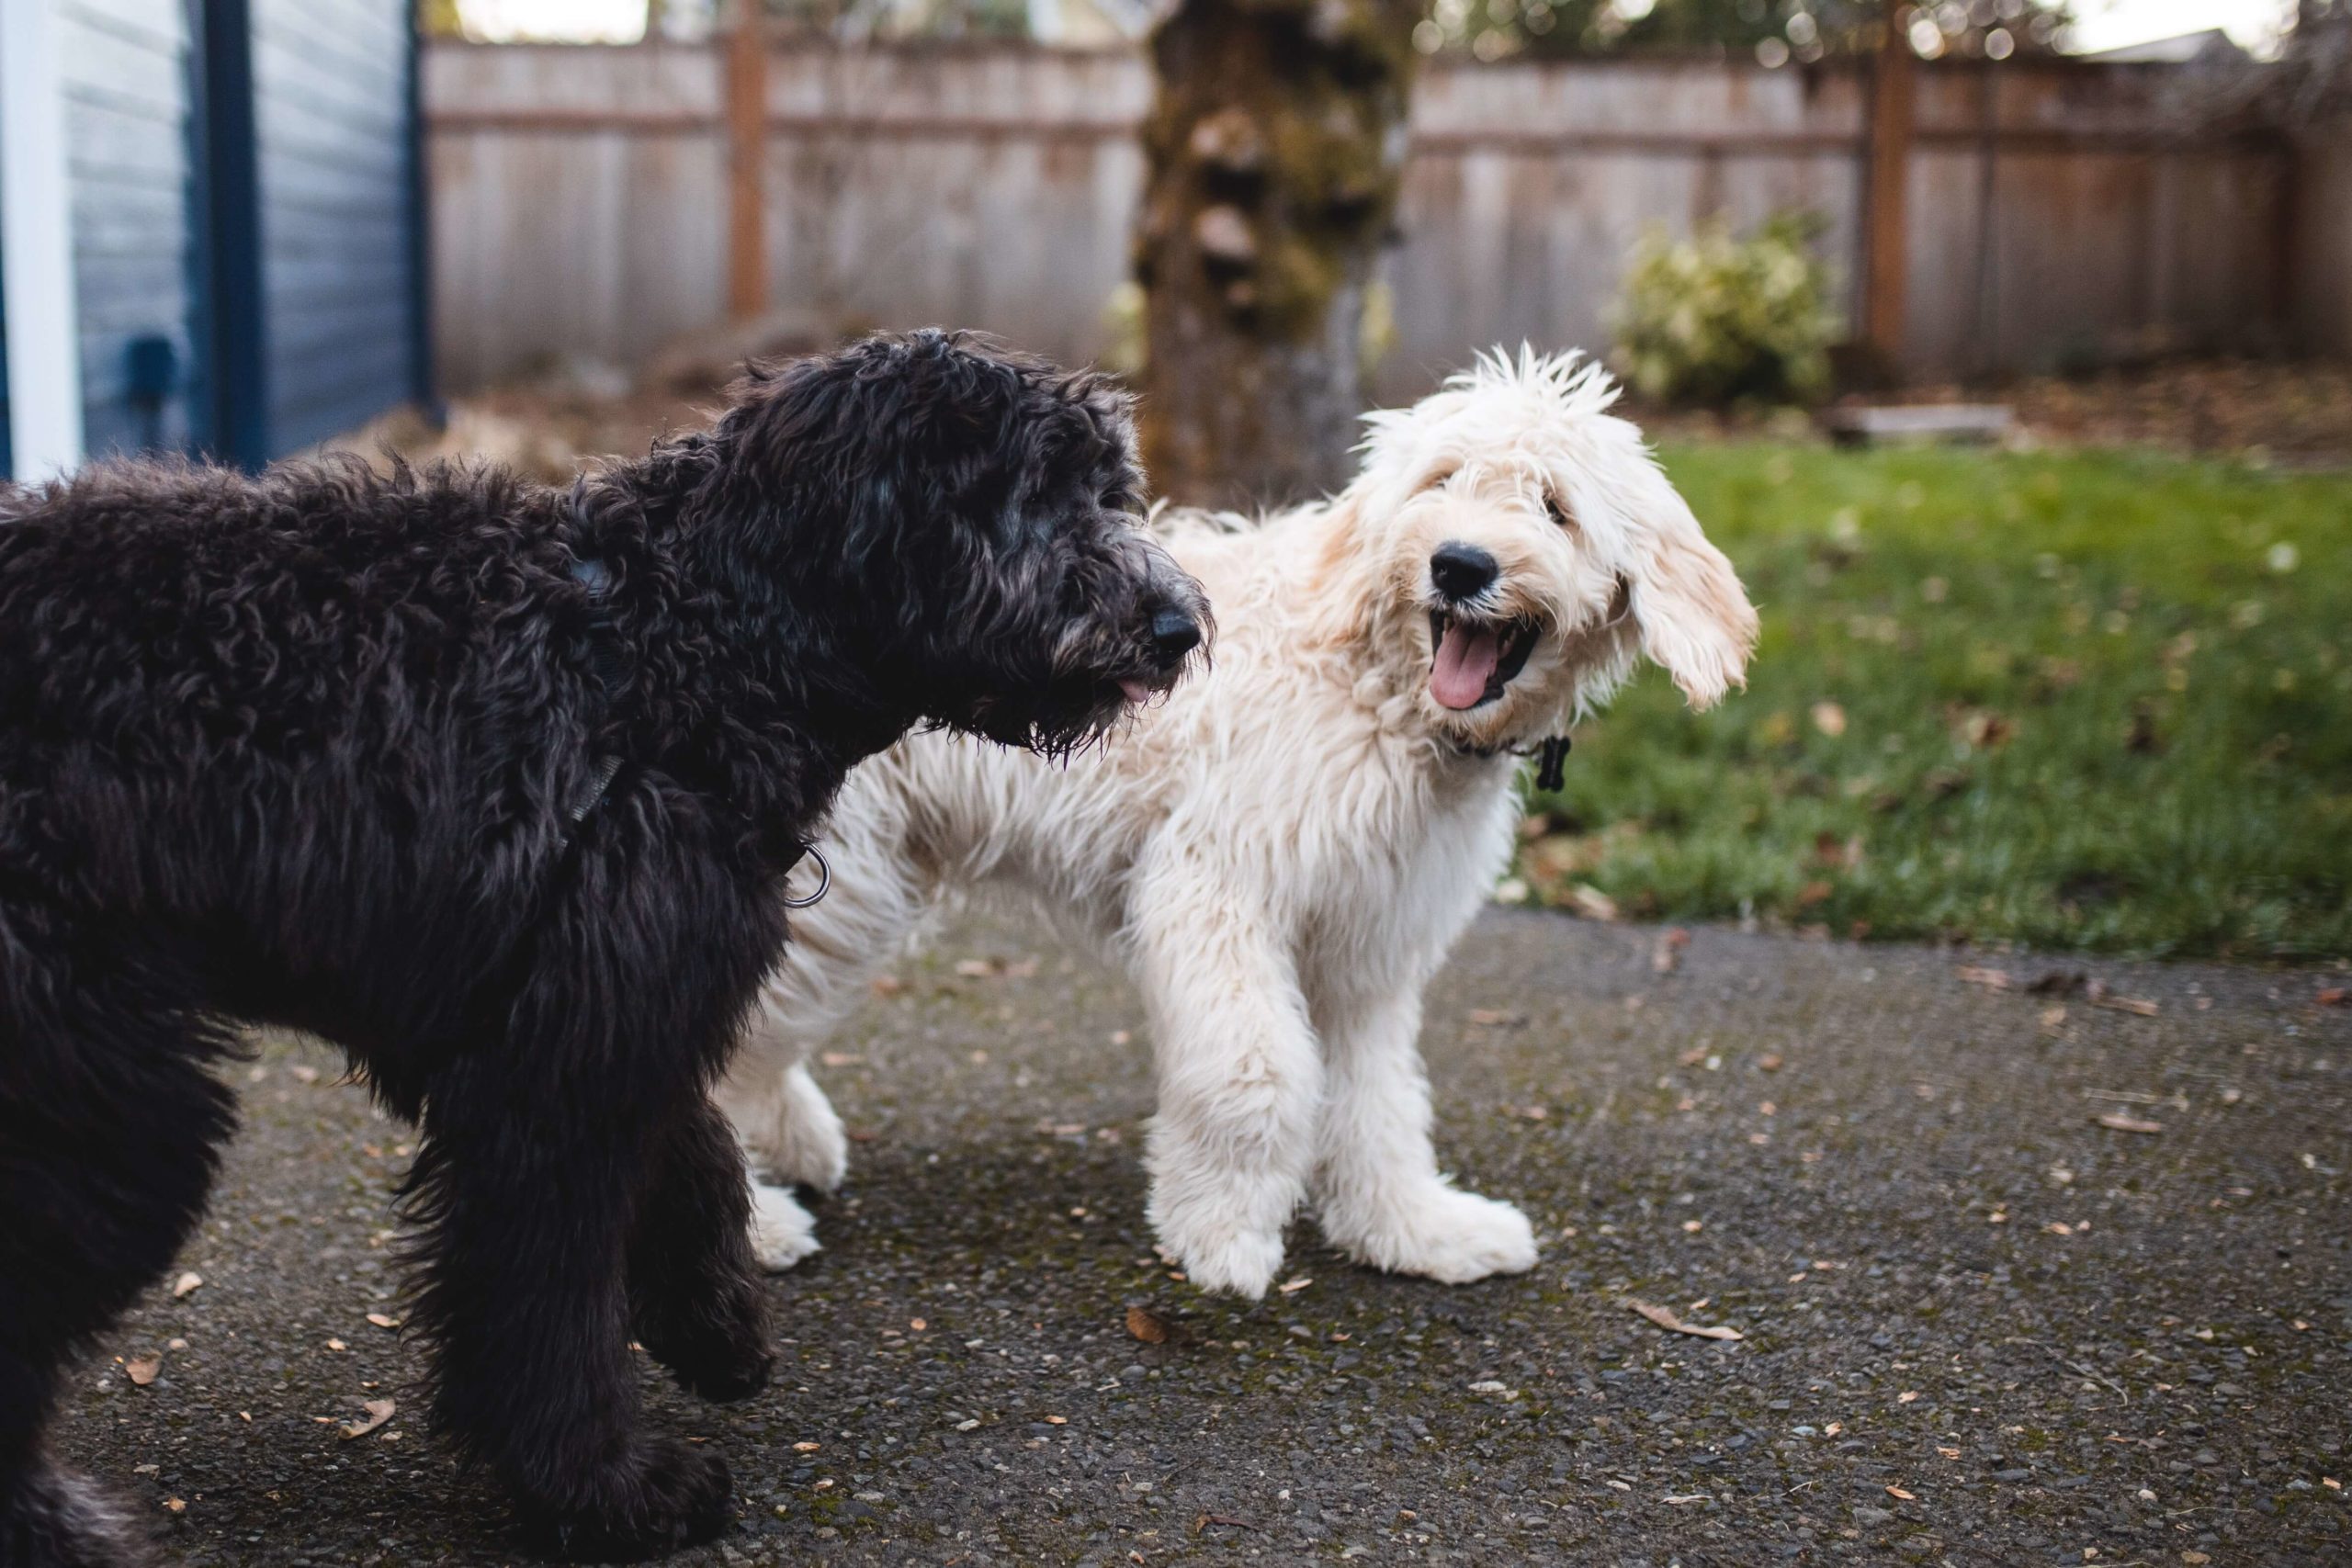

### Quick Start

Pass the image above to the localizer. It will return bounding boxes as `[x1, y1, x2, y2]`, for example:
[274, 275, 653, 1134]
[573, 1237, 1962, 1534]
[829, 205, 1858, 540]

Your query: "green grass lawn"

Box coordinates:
[1522, 443, 2352, 961]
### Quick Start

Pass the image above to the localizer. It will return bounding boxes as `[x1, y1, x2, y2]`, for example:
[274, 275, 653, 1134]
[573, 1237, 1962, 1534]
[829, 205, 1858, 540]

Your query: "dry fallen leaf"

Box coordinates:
[164, 1497, 187, 1514]
[1758, 1053, 1784, 1072]
[1628, 1300, 1743, 1341]
[341, 1398, 396, 1440]
[2095, 1112, 2165, 1135]
[2089, 993, 2160, 1018]
[1045, 1415, 1068, 1426]
[1885, 1484, 1917, 1501]
[124, 1355, 162, 1387]
[1957, 965, 2013, 991]
[365, 1313, 401, 1331]
[1276, 1277, 1313, 1295]
[1897, 1390, 1919, 1404]
[1125, 1305, 1170, 1345]
[1569, 885, 1619, 922]
[170, 1271, 203, 1300]
[1466, 1007, 1524, 1027]
[953, 958, 998, 978]
[1651, 928, 1690, 975]
[792, 1441, 820, 1452]
[2317, 987, 2346, 1008]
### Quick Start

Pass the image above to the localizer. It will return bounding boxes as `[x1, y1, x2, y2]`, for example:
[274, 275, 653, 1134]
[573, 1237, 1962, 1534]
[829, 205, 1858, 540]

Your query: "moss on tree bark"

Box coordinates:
[1136, 0, 1421, 508]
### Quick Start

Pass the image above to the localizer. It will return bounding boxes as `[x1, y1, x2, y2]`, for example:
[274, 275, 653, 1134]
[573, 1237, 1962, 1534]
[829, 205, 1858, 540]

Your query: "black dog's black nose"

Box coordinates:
[1430, 541, 1499, 603]
[1150, 605, 1204, 662]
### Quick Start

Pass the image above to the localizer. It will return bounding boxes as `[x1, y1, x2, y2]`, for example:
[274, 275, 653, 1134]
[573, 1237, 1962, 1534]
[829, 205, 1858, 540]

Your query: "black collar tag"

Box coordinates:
[1534, 734, 1573, 794]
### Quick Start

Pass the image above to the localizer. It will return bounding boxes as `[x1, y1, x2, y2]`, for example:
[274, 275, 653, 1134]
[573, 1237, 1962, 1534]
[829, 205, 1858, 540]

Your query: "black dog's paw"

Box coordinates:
[631, 1277, 773, 1404]
[3, 1461, 159, 1568]
[639, 1319, 774, 1404]
[518, 1438, 733, 1563]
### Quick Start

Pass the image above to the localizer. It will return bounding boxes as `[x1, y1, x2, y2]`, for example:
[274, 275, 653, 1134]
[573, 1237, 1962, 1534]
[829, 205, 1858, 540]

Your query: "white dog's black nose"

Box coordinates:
[1150, 604, 1204, 662]
[1430, 541, 1499, 604]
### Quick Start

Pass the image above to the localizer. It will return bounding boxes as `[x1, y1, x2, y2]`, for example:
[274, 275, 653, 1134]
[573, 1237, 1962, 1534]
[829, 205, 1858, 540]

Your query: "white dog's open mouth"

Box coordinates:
[1428, 611, 1541, 710]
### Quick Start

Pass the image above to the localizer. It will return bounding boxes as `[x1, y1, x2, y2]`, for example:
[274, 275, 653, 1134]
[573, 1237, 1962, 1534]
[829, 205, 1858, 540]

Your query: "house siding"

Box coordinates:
[54, 0, 198, 459]
[250, 0, 419, 455]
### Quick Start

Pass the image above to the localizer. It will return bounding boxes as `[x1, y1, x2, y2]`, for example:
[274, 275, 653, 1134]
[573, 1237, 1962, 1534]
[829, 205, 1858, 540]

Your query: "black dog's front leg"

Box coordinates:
[627, 1094, 773, 1402]
[409, 1045, 733, 1562]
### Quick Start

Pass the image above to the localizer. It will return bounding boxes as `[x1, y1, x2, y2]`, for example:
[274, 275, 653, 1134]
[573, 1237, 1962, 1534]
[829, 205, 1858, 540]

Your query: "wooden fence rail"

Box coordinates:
[424, 40, 2322, 399]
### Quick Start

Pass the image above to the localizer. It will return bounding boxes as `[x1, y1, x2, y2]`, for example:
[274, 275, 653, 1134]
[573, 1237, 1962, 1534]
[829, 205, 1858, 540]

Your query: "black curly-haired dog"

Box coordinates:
[0, 330, 1206, 1566]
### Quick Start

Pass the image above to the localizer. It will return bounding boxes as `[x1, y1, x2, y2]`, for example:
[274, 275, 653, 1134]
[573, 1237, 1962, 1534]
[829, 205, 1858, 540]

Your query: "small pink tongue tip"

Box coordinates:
[1119, 678, 1156, 705]
[1430, 623, 1502, 710]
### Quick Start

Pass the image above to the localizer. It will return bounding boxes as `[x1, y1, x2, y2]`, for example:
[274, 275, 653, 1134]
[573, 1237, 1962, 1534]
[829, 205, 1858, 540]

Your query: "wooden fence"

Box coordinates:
[425, 40, 2319, 400]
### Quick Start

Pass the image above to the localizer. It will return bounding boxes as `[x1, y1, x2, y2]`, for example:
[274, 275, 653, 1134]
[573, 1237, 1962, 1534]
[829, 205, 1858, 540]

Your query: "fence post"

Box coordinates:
[726, 5, 768, 319]
[1861, 3, 1916, 374]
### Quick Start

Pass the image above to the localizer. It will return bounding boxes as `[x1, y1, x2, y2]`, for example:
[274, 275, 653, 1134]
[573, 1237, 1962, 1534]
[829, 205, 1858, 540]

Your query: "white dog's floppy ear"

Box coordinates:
[1616, 458, 1758, 709]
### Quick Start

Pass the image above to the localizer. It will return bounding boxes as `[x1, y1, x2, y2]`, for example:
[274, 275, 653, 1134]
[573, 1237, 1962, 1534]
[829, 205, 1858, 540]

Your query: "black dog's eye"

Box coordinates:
[1544, 494, 1574, 531]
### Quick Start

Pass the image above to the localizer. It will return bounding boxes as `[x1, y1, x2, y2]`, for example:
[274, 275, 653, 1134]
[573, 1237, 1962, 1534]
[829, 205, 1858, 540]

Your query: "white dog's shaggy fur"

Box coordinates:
[717, 350, 1757, 1297]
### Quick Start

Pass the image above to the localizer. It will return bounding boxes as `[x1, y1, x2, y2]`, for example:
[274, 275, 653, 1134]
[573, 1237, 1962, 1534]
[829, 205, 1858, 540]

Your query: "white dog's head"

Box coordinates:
[1315, 348, 1758, 754]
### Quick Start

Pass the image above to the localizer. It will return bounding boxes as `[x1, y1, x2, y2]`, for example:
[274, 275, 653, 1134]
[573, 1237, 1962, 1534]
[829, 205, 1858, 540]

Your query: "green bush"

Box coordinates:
[1608, 213, 1839, 408]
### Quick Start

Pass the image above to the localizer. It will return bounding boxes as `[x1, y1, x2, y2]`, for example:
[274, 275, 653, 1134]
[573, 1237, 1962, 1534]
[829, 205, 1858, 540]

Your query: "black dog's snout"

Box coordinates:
[1149, 605, 1204, 663]
[1430, 541, 1499, 604]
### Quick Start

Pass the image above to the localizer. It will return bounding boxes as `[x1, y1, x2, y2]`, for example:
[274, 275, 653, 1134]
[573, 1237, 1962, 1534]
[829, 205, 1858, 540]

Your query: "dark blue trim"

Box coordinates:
[402, 5, 444, 428]
[0, 234, 13, 481]
[196, 0, 271, 470]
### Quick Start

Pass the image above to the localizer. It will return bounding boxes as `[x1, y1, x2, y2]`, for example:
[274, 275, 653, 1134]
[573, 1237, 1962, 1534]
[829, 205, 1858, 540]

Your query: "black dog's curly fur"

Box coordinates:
[0, 331, 1205, 1565]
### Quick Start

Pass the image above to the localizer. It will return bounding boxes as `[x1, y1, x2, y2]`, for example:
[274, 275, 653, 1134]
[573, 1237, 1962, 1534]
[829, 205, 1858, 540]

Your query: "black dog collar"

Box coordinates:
[559, 553, 828, 904]
[564, 555, 628, 826]
[1456, 732, 1573, 792]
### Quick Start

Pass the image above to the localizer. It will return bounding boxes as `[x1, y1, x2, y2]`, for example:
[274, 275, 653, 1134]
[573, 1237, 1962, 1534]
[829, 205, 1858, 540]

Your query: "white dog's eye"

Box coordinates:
[1544, 494, 1574, 531]
[1420, 464, 1457, 492]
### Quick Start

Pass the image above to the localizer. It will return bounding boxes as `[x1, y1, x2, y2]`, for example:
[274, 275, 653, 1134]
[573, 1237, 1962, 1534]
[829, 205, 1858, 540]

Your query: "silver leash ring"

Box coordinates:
[780, 845, 831, 908]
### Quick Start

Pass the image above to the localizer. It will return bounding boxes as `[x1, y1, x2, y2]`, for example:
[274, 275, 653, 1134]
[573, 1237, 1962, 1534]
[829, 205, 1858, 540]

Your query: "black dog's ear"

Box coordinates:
[708, 332, 1019, 575]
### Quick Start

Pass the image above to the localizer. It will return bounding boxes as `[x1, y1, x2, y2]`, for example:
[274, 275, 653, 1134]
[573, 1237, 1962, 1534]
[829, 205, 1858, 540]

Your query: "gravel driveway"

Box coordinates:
[54, 910, 2352, 1565]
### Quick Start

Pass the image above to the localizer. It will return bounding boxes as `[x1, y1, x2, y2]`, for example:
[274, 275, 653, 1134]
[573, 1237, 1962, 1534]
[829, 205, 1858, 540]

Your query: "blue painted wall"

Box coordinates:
[249, 0, 420, 456]
[55, 0, 200, 458]
[34, 0, 422, 468]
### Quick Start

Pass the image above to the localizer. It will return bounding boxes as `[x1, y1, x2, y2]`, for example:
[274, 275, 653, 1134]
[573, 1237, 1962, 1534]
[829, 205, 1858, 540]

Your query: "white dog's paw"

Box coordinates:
[775, 1064, 849, 1193]
[1329, 1186, 1538, 1285]
[747, 1179, 822, 1272]
[1173, 1225, 1288, 1300]
[1149, 1198, 1287, 1299]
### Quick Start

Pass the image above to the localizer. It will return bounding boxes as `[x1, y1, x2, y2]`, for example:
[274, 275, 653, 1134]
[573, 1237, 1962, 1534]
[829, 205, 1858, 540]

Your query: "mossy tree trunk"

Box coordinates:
[1136, 0, 1420, 509]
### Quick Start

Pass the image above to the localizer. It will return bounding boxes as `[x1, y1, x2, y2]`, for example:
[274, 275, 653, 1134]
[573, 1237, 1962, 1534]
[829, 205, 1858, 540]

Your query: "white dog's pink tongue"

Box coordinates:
[1119, 678, 1156, 705]
[1430, 622, 1500, 710]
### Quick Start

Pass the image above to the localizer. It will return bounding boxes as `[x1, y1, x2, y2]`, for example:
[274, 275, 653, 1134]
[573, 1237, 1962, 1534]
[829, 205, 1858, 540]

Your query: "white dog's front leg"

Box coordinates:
[1313, 988, 1537, 1284]
[1136, 894, 1320, 1301]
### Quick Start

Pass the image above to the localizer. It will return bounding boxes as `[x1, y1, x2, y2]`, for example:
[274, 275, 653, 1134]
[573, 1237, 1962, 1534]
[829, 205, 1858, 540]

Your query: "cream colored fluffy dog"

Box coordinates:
[717, 349, 1757, 1297]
